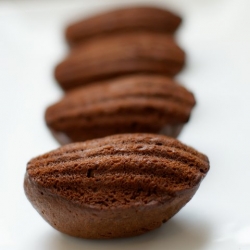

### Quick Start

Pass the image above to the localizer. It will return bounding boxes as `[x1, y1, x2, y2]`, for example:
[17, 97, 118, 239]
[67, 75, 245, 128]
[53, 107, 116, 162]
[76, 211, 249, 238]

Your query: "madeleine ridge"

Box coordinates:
[24, 133, 209, 239]
[55, 32, 185, 91]
[45, 74, 196, 144]
[66, 6, 182, 46]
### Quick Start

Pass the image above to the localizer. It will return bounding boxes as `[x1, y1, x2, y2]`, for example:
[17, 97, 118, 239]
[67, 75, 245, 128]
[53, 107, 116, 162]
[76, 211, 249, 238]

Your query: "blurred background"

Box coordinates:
[1, 0, 250, 249]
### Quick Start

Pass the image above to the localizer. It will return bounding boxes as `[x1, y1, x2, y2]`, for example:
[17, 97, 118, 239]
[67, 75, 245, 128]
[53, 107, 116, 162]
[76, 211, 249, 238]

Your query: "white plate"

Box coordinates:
[1, 0, 250, 249]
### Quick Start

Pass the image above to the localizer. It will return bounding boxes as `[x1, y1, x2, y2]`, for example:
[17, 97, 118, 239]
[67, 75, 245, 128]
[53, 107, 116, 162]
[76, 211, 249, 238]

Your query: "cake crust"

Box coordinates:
[24, 134, 209, 239]
[55, 32, 185, 91]
[46, 74, 195, 143]
[66, 6, 182, 46]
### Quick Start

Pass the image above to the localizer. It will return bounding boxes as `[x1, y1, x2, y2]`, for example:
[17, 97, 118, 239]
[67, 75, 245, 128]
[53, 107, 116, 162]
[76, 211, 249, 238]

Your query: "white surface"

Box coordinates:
[1, 0, 250, 249]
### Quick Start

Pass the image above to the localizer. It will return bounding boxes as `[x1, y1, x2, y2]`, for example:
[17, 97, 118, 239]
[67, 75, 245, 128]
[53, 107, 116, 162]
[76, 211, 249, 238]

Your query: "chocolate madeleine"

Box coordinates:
[55, 32, 185, 91]
[45, 74, 195, 144]
[24, 133, 210, 239]
[66, 6, 182, 46]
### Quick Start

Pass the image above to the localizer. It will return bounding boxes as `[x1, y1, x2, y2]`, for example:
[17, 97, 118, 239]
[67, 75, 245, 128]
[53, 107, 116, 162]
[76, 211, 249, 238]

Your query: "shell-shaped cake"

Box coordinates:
[55, 32, 185, 91]
[45, 74, 195, 144]
[24, 133, 209, 239]
[66, 6, 182, 46]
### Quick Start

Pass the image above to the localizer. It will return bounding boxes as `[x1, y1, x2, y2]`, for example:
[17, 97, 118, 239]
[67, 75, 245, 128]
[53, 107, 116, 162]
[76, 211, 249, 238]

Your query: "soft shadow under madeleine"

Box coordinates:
[44, 216, 211, 250]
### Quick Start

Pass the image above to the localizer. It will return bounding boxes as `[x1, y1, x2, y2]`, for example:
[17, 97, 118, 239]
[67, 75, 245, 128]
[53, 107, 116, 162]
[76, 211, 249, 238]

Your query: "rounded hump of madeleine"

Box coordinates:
[46, 74, 195, 143]
[66, 6, 182, 46]
[24, 133, 209, 239]
[55, 32, 185, 91]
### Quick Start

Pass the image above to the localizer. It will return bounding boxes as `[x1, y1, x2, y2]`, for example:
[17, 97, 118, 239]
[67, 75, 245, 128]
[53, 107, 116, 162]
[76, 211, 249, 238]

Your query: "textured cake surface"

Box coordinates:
[46, 74, 195, 143]
[66, 6, 182, 46]
[55, 32, 185, 90]
[24, 133, 209, 239]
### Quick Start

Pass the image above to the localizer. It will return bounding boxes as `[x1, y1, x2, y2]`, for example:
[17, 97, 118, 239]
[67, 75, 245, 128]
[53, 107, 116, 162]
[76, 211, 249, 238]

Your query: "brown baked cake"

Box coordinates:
[45, 74, 195, 144]
[55, 32, 185, 91]
[65, 6, 182, 46]
[24, 133, 210, 239]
